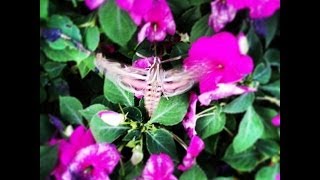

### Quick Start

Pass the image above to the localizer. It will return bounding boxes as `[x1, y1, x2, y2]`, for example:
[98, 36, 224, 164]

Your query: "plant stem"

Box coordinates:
[256, 96, 280, 107]
[170, 132, 188, 150]
[197, 106, 216, 116]
[224, 127, 234, 137]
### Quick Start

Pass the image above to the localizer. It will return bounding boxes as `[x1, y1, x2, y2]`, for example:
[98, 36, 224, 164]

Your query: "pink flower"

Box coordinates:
[275, 173, 280, 180]
[208, 0, 280, 32]
[182, 92, 199, 138]
[116, 0, 176, 42]
[198, 83, 256, 106]
[208, 0, 237, 32]
[178, 136, 205, 171]
[85, 0, 106, 10]
[133, 57, 155, 69]
[98, 110, 125, 126]
[141, 153, 177, 180]
[51, 126, 95, 180]
[62, 143, 121, 180]
[246, 0, 280, 19]
[272, 114, 280, 127]
[183, 32, 254, 93]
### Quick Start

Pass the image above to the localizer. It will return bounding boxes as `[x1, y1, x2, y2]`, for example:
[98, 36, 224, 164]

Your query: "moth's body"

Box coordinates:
[95, 53, 195, 117]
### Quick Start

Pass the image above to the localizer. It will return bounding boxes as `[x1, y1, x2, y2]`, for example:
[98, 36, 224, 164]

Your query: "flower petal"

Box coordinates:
[178, 136, 205, 171]
[198, 83, 257, 106]
[182, 92, 199, 138]
[142, 153, 177, 180]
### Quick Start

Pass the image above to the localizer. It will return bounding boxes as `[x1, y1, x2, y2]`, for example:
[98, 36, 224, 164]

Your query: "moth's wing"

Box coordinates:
[95, 53, 148, 94]
[161, 69, 196, 97]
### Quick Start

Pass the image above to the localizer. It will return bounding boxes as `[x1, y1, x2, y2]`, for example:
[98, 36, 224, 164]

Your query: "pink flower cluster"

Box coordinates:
[116, 0, 176, 42]
[51, 126, 120, 180]
[209, 0, 280, 32]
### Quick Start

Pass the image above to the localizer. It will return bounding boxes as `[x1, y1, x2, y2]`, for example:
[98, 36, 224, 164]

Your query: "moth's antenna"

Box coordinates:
[135, 52, 148, 59]
[161, 56, 182, 64]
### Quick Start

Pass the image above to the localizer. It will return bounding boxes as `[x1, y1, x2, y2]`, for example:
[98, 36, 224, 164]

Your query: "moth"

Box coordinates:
[95, 53, 197, 117]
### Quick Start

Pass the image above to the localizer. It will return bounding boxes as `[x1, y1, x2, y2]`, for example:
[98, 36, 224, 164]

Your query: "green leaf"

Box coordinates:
[146, 128, 177, 160]
[99, 0, 137, 46]
[189, 0, 211, 6]
[190, 15, 213, 42]
[264, 49, 280, 67]
[170, 42, 190, 58]
[180, 164, 207, 180]
[265, 12, 279, 47]
[104, 78, 134, 107]
[232, 106, 264, 153]
[203, 135, 219, 154]
[196, 109, 226, 139]
[260, 80, 280, 99]
[40, 114, 55, 144]
[43, 45, 89, 63]
[40, 145, 58, 180]
[123, 129, 141, 141]
[223, 93, 255, 114]
[47, 38, 66, 50]
[247, 26, 263, 62]
[59, 96, 83, 125]
[222, 145, 260, 172]
[255, 107, 279, 140]
[43, 61, 66, 79]
[90, 114, 130, 142]
[255, 164, 279, 180]
[40, 0, 49, 20]
[123, 107, 143, 122]
[78, 55, 95, 78]
[178, 6, 202, 31]
[122, 161, 143, 180]
[85, 26, 100, 51]
[79, 104, 106, 122]
[253, 62, 271, 84]
[47, 15, 82, 41]
[256, 139, 280, 157]
[149, 94, 189, 126]
[40, 86, 47, 104]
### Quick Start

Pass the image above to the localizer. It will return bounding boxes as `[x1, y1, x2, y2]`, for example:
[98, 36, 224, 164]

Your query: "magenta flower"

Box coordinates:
[141, 153, 177, 180]
[198, 83, 256, 106]
[275, 173, 280, 180]
[51, 126, 95, 180]
[116, 0, 176, 42]
[85, 0, 106, 10]
[178, 136, 205, 171]
[208, 0, 237, 32]
[246, 0, 280, 19]
[208, 0, 280, 32]
[183, 32, 254, 94]
[98, 110, 125, 127]
[61, 143, 121, 180]
[272, 114, 280, 127]
[182, 92, 199, 138]
[133, 57, 155, 69]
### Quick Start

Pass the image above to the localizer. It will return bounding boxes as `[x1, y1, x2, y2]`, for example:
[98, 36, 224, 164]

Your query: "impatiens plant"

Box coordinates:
[40, 0, 280, 179]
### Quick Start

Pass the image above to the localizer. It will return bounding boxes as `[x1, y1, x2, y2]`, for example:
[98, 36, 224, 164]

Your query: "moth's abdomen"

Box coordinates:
[144, 83, 162, 117]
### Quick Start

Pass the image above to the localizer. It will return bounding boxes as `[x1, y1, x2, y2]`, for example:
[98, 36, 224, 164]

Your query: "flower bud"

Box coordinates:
[130, 145, 143, 165]
[98, 110, 125, 126]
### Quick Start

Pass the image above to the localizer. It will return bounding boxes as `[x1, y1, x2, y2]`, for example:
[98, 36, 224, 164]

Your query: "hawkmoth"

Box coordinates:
[95, 53, 196, 117]
[41, 28, 197, 117]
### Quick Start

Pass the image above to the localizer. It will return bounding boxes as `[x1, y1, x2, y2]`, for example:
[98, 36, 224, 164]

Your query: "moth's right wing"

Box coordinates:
[95, 53, 148, 95]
